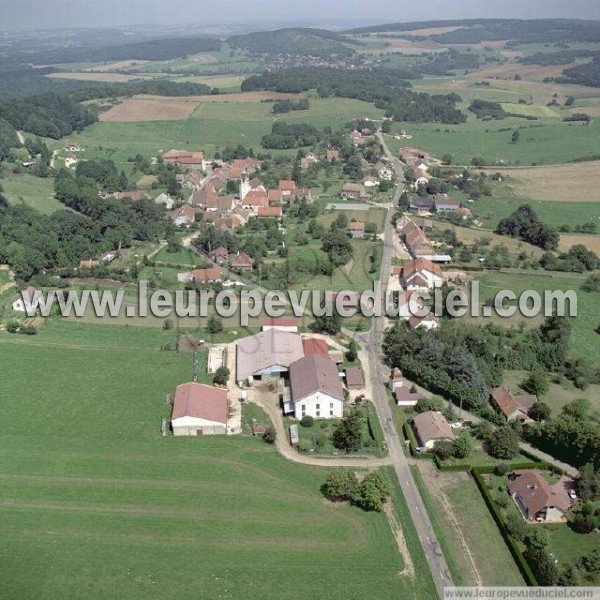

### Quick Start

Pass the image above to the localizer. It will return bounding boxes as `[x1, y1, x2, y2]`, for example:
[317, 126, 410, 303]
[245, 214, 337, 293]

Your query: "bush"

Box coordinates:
[206, 316, 223, 335]
[322, 468, 358, 502]
[212, 366, 230, 386]
[300, 415, 314, 428]
[352, 471, 390, 512]
[487, 425, 520, 460]
[263, 425, 276, 444]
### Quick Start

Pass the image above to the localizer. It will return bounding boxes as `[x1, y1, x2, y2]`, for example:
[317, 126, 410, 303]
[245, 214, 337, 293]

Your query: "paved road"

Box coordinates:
[347, 131, 453, 597]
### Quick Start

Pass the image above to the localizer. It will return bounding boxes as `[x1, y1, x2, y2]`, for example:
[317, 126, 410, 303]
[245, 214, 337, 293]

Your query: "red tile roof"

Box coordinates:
[302, 338, 329, 359]
[257, 206, 282, 218]
[172, 382, 227, 424]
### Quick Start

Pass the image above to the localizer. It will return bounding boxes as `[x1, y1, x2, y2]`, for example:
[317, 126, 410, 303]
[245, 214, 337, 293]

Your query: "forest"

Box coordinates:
[242, 67, 466, 124]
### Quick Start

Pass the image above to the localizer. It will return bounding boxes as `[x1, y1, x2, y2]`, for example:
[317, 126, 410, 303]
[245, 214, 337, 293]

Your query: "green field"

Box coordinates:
[2, 172, 64, 214]
[500, 103, 560, 118]
[476, 271, 599, 360]
[473, 196, 600, 229]
[386, 119, 600, 166]
[0, 320, 433, 599]
[75, 98, 384, 167]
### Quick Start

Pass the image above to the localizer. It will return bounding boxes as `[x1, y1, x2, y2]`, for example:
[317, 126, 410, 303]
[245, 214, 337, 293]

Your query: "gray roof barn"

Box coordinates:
[289, 354, 344, 403]
[236, 330, 304, 382]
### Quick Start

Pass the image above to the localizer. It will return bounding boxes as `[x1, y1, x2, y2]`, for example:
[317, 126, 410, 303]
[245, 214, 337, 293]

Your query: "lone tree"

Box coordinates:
[345, 340, 359, 363]
[322, 468, 358, 502]
[529, 401, 551, 422]
[452, 433, 475, 459]
[206, 316, 223, 335]
[353, 471, 390, 512]
[263, 425, 276, 445]
[522, 367, 549, 396]
[332, 409, 363, 453]
[487, 425, 520, 460]
[212, 366, 230, 386]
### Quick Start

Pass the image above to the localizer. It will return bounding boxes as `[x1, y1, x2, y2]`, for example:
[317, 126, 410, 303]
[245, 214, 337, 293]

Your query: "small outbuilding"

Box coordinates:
[171, 382, 228, 436]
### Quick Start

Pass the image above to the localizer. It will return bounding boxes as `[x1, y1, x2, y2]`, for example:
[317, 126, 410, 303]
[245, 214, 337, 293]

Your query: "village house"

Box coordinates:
[262, 317, 299, 333]
[409, 196, 435, 213]
[111, 191, 150, 202]
[395, 386, 425, 407]
[375, 162, 393, 180]
[154, 193, 174, 209]
[162, 149, 206, 171]
[350, 130, 364, 146]
[63, 141, 83, 152]
[171, 382, 228, 436]
[12, 287, 41, 313]
[257, 206, 283, 220]
[230, 157, 261, 174]
[402, 258, 444, 291]
[404, 226, 436, 258]
[240, 176, 265, 200]
[176, 172, 203, 190]
[290, 188, 312, 204]
[179, 267, 222, 284]
[169, 205, 197, 227]
[490, 386, 537, 422]
[279, 180, 296, 198]
[435, 199, 461, 212]
[242, 190, 269, 212]
[326, 149, 339, 161]
[411, 411, 455, 450]
[340, 183, 367, 200]
[267, 189, 283, 204]
[347, 221, 366, 239]
[363, 175, 380, 188]
[236, 329, 305, 384]
[230, 252, 255, 271]
[208, 246, 229, 266]
[508, 470, 575, 522]
[408, 313, 439, 331]
[286, 354, 344, 419]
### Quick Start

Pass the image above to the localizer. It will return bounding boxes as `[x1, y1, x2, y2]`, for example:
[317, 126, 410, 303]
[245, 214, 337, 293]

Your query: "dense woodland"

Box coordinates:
[555, 58, 600, 88]
[242, 67, 466, 124]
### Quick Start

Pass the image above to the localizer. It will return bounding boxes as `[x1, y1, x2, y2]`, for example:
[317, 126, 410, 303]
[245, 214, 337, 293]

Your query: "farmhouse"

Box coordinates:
[340, 183, 367, 200]
[163, 149, 206, 170]
[375, 162, 393, 180]
[395, 386, 424, 407]
[230, 252, 255, 271]
[242, 190, 269, 211]
[290, 188, 312, 203]
[230, 157, 261, 173]
[236, 329, 304, 383]
[257, 206, 282, 219]
[279, 180, 296, 196]
[12, 287, 41, 313]
[263, 317, 299, 333]
[490, 386, 537, 422]
[208, 246, 229, 265]
[267, 189, 283, 204]
[63, 141, 82, 152]
[409, 196, 435, 213]
[435, 199, 461, 212]
[326, 149, 340, 161]
[411, 411, 455, 450]
[363, 175, 380, 188]
[177, 267, 221, 284]
[347, 221, 365, 239]
[169, 205, 197, 226]
[287, 355, 344, 419]
[508, 470, 575, 522]
[154, 193, 174, 209]
[402, 258, 444, 291]
[408, 313, 439, 331]
[171, 383, 228, 436]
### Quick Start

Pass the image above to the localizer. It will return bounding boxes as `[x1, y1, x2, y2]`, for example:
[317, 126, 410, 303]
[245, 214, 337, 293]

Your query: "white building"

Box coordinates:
[171, 382, 228, 436]
[287, 354, 344, 420]
[402, 258, 444, 291]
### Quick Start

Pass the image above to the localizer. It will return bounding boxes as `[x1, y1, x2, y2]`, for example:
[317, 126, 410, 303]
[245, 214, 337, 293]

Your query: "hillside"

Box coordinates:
[346, 18, 600, 45]
[228, 27, 359, 58]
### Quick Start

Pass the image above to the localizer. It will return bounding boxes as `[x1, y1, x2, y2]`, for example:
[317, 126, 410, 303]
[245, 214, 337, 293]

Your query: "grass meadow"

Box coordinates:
[72, 97, 384, 167]
[0, 319, 433, 600]
[2, 172, 64, 214]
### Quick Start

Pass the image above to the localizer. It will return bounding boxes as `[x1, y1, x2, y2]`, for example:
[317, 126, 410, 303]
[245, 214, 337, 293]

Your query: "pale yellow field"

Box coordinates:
[46, 72, 153, 83]
[99, 91, 302, 122]
[559, 234, 600, 253]
[485, 162, 600, 202]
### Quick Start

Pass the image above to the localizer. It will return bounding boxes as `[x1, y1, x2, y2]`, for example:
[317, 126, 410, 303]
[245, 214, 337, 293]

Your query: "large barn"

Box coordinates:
[171, 383, 228, 436]
[236, 329, 304, 384]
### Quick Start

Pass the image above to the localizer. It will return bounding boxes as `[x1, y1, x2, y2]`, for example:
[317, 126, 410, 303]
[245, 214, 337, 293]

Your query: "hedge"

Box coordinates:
[433, 455, 471, 471]
[366, 402, 386, 449]
[471, 467, 539, 586]
[403, 421, 431, 459]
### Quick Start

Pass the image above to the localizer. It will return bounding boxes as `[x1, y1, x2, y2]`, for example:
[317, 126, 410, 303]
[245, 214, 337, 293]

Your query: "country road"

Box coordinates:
[348, 130, 453, 597]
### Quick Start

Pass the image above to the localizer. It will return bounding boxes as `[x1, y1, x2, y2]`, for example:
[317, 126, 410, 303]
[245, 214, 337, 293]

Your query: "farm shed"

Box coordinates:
[171, 383, 228, 436]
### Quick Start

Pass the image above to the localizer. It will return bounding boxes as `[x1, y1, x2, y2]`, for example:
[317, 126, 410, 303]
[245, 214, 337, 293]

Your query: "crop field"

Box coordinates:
[387, 119, 600, 166]
[46, 72, 155, 83]
[2, 172, 64, 214]
[0, 320, 432, 600]
[500, 103, 560, 118]
[485, 161, 600, 202]
[559, 234, 600, 253]
[73, 97, 385, 164]
[473, 195, 600, 229]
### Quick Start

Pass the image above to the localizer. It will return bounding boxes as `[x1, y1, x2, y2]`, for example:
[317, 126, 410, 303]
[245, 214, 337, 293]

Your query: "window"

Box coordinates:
[330, 403, 333, 408]
[330, 410, 334, 416]
[316, 404, 320, 410]
[316, 411, 320, 417]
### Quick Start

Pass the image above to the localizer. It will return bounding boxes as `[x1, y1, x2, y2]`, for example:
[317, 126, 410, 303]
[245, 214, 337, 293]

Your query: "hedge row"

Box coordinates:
[471, 467, 539, 586]
[366, 402, 386, 449]
[402, 421, 430, 459]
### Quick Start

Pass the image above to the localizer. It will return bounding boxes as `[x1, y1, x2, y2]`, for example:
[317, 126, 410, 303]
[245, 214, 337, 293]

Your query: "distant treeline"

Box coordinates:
[271, 98, 309, 113]
[228, 28, 360, 58]
[347, 19, 600, 45]
[419, 50, 480, 75]
[0, 78, 214, 139]
[242, 67, 466, 124]
[521, 49, 600, 66]
[261, 122, 321, 149]
[23, 36, 222, 65]
[555, 58, 600, 88]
